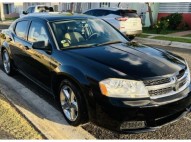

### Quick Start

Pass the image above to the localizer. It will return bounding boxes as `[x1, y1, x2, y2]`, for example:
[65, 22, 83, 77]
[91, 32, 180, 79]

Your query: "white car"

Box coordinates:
[20, 5, 54, 18]
[84, 8, 142, 39]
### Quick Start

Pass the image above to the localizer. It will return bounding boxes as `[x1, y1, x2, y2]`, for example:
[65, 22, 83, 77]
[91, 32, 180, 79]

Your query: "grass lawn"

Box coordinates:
[143, 27, 185, 35]
[183, 34, 191, 37]
[0, 93, 44, 139]
[5, 17, 18, 21]
[152, 36, 191, 43]
[137, 34, 150, 38]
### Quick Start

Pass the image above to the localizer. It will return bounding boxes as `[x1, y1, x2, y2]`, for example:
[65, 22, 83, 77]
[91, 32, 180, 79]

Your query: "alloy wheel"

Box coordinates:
[3, 50, 11, 74]
[60, 85, 79, 121]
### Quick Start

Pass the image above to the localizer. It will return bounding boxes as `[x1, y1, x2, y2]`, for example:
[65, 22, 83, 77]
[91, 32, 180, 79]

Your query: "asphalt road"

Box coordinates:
[1, 23, 191, 139]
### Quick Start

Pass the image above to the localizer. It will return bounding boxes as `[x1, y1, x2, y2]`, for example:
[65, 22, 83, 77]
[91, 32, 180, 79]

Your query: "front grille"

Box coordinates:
[179, 77, 187, 88]
[146, 69, 188, 98]
[144, 78, 171, 86]
[149, 87, 173, 96]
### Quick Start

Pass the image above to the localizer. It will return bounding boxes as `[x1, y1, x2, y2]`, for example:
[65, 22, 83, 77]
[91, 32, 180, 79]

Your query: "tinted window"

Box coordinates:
[26, 7, 32, 13]
[93, 10, 109, 16]
[84, 10, 92, 15]
[28, 21, 48, 45]
[15, 21, 28, 39]
[31, 7, 35, 13]
[115, 10, 139, 17]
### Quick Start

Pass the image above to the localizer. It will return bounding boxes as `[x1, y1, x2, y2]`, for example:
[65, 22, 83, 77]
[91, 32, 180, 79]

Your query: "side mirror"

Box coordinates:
[32, 41, 46, 49]
[23, 11, 28, 15]
[32, 41, 52, 54]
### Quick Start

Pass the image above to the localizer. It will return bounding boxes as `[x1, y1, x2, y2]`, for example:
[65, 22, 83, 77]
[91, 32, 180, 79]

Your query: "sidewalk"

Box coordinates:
[0, 20, 14, 25]
[136, 30, 191, 49]
[167, 30, 191, 36]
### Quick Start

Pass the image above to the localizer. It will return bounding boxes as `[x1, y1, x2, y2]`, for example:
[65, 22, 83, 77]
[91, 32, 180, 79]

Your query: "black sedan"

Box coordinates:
[0, 13, 191, 133]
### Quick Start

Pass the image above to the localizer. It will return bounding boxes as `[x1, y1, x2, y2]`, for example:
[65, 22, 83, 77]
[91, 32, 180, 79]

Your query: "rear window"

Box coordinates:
[15, 21, 28, 39]
[115, 10, 139, 17]
[37, 6, 54, 12]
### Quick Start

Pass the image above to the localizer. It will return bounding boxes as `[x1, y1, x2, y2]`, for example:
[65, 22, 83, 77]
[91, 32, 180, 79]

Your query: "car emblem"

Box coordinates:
[173, 77, 179, 91]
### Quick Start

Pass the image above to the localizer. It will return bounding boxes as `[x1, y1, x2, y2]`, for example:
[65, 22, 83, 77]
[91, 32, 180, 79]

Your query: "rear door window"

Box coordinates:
[15, 21, 29, 39]
[28, 21, 49, 44]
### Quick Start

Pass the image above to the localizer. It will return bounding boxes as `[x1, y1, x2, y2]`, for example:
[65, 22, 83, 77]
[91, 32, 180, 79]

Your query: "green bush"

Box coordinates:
[154, 13, 183, 33]
[154, 19, 169, 34]
[166, 13, 183, 30]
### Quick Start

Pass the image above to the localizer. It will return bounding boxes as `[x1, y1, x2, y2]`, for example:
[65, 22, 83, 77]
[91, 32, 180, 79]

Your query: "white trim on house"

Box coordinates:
[159, 2, 191, 13]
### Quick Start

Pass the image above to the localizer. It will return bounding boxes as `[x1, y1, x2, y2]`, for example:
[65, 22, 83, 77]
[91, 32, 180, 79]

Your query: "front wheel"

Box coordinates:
[2, 49, 14, 75]
[59, 80, 88, 126]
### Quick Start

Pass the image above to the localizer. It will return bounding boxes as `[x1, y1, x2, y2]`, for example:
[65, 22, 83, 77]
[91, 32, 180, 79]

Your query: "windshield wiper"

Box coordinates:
[60, 43, 96, 49]
[95, 41, 124, 46]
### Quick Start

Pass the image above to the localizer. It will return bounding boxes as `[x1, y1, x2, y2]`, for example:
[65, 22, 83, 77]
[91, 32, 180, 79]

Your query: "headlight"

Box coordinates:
[99, 78, 149, 98]
[185, 60, 190, 83]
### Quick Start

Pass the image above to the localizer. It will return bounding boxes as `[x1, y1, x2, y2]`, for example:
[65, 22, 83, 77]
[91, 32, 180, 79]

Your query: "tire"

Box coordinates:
[59, 79, 88, 126]
[2, 49, 14, 76]
[128, 35, 135, 41]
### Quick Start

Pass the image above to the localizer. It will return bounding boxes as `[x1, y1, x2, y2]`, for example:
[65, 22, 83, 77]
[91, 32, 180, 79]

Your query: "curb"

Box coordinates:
[135, 37, 191, 50]
[0, 70, 95, 139]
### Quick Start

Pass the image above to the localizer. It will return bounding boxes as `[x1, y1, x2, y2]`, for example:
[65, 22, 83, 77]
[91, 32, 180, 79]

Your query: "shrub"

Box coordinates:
[166, 13, 183, 30]
[154, 19, 169, 34]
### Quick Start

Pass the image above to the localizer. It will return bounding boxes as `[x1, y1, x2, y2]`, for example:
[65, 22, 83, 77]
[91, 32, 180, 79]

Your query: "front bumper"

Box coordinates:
[94, 83, 191, 133]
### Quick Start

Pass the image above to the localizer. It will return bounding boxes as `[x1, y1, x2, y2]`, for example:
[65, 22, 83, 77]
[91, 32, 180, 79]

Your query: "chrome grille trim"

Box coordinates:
[145, 69, 189, 99]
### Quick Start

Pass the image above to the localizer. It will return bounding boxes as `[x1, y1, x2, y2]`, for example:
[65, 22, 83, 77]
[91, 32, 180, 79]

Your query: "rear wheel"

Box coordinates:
[2, 49, 14, 75]
[59, 79, 88, 126]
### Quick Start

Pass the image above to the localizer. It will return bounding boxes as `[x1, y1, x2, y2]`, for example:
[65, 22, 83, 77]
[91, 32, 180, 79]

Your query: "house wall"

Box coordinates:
[158, 2, 191, 29]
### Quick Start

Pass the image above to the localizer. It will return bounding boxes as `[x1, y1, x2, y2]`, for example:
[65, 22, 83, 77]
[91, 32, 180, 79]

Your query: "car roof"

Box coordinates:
[20, 12, 96, 22]
[85, 7, 133, 11]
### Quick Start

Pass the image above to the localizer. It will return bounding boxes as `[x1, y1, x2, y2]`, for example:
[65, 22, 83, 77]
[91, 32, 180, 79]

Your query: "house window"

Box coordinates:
[88, 3, 91, 9]
[100, 3, 110, 8]
[54, 5, 58, 12]
[66, 3, 70, 10]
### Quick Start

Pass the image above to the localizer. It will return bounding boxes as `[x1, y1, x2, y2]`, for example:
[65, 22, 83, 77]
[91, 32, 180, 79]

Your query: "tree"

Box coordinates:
[118, 2, 121, 8]
[146, 2, 154, 28]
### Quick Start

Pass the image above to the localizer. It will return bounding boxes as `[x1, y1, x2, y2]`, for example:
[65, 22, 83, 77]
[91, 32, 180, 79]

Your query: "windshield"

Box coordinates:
[50, 18, 128, 49]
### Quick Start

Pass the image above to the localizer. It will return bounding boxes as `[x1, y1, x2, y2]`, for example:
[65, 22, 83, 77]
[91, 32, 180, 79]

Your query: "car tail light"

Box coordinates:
[115, 17, 128, 21]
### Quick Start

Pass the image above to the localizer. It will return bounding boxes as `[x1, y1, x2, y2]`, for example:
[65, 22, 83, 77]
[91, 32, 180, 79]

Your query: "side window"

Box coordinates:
[84, 10, 92, 15]
[28, 21, 48, 45]
[15, 21, 28, 39]
[26, 7, 32, 13]
[93, 10, 107, 16]
[31, 7, 35, 13]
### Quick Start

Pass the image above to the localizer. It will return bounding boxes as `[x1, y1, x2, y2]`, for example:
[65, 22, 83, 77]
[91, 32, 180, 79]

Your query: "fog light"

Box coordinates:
[120, 121, 146, 130]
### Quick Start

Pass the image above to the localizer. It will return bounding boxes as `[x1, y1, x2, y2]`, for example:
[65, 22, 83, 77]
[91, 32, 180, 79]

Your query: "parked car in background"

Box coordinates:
[20, 5, 54, 17]
[83, 8, 142, 39]
[0, 13, 191, 133]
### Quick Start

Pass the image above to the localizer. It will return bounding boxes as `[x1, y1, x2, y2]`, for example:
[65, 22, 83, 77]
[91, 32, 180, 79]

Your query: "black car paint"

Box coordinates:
[0, 14, 191, 133]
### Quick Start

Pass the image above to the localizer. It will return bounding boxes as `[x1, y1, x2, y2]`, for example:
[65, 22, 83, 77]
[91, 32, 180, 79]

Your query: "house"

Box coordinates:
[0, 2, 18, 20]
[158, 2, 191, 28]
[58, 2, 159, 27]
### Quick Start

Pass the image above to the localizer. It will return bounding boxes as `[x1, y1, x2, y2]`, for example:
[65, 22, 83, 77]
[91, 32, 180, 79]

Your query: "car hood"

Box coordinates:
[68, 43, 186, 79]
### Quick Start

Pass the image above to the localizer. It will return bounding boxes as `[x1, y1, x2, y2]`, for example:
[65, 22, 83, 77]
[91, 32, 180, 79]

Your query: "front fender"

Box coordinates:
[56, 65, 90, 86]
